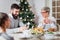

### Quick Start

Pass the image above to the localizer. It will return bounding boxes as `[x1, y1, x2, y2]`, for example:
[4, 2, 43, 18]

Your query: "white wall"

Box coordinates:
[0, 0, 46, 15]
[33, 0, 52, 16]
[0, 0, 19, 14]
[45, 0, 52, 16]
[33, 0, 45, 14]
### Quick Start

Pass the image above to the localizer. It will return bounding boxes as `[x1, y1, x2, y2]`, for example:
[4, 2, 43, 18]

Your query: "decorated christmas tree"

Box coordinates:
[19, 0, 36, 28]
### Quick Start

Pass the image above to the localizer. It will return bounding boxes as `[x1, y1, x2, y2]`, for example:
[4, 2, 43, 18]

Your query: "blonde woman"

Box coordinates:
[38, 7, 57, 32]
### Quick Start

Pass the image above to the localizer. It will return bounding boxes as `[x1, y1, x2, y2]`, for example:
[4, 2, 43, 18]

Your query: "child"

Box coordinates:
[0, 12, 14, 40]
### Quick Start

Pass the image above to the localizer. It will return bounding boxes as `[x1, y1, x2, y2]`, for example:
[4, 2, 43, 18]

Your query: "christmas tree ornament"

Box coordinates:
[27, 22, 30, 26]
[24, 19, 26, 21]
[21, 0, 23, 2]
[20, 17, 22, 20]
[25, 2, 27, 4]
[22, 8, 24, 10]
[27, 16, 29, 17]
[26, 9, 28, 11]
[30, 19, 33, 21]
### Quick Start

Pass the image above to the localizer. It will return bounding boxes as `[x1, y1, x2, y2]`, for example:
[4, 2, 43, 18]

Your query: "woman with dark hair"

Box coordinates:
[0, 12, 14, 40]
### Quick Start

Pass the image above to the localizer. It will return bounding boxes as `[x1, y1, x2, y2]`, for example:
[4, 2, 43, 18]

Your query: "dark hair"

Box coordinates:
[11, 3, 20, 9]
[0, 12, 9, 28]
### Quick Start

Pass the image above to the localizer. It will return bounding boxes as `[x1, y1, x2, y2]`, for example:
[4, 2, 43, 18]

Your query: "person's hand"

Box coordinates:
[44, 18, 52, 24]
[19, 26, 28, 32]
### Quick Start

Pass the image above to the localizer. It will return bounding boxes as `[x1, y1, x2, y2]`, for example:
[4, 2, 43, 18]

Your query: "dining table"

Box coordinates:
[7, 29, 60, 40]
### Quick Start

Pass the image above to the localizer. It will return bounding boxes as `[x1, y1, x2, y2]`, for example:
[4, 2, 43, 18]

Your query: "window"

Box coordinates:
[52, 0, 60, 24]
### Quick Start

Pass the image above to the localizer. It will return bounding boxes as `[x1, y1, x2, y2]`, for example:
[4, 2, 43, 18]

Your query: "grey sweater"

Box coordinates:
[0, 33, 14, 40]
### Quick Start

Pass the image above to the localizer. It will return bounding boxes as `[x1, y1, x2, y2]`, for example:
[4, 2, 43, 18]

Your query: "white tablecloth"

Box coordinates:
[6, 28, 60, 40]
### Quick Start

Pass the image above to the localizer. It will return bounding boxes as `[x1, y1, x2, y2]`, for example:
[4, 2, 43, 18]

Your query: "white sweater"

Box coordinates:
[38, 15, 57, 30]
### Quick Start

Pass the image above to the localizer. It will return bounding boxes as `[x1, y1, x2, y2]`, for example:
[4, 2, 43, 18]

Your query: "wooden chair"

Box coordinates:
[56, 23, 60, 31]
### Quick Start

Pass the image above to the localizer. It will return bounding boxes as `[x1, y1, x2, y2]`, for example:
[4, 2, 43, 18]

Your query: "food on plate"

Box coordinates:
[48, 28, 55, 32]
[31, 27, 44, 34]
